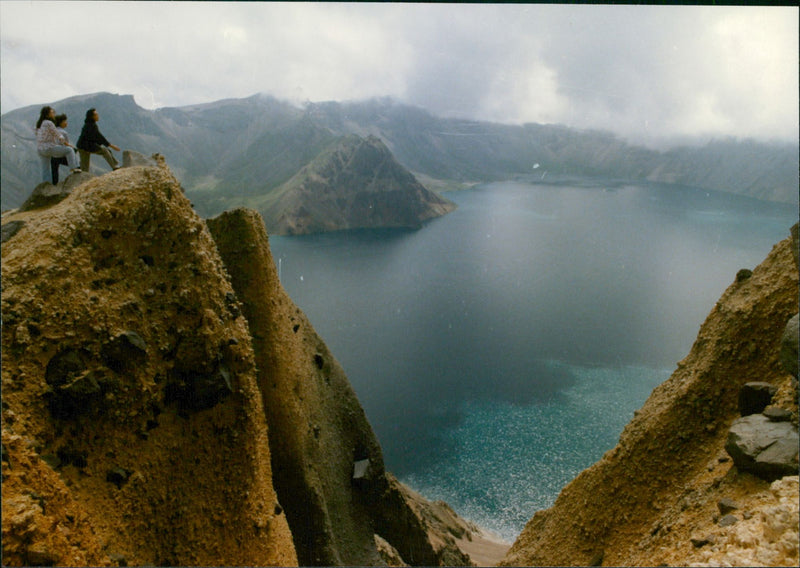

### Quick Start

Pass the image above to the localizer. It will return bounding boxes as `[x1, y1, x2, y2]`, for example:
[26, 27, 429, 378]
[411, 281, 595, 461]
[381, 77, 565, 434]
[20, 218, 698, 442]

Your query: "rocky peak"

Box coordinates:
[1, 158, 491, 566]
[1, 162, 296, 566]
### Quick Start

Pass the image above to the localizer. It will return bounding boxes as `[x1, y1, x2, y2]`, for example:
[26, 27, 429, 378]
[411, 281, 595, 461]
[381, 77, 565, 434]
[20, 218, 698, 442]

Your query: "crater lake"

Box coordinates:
[268, 179, 797, 541]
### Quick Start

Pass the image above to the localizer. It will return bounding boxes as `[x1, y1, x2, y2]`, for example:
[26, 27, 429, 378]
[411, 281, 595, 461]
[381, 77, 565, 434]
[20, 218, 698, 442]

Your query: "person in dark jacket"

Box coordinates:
[77, 108, 120, 172]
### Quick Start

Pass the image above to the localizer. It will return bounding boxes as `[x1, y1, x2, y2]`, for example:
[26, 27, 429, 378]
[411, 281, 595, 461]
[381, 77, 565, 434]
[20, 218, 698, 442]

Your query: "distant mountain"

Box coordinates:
[308, 99, 799, 204]
[0, 93, 329, 212]
[261, 134, 456, 235]
[2, 92, 797, 221]
[1, 93, 166, 206]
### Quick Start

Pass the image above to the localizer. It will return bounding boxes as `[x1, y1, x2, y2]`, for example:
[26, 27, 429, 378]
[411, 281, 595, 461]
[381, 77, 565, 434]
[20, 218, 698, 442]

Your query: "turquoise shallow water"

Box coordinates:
[402, 361, 671, 541]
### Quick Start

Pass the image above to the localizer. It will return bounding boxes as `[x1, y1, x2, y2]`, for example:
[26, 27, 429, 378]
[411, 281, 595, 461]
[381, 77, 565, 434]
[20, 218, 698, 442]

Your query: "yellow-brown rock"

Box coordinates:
[2, 165, 296, 566]
[207, 208, 479, 566]
[208, 207, 387, 565]
[501, 231, 799, 567]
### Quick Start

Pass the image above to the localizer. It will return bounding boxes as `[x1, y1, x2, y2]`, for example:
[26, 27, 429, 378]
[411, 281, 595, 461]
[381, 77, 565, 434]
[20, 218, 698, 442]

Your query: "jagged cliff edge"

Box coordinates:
[0, 158, 502, 566]
[501, 223, 799, 566]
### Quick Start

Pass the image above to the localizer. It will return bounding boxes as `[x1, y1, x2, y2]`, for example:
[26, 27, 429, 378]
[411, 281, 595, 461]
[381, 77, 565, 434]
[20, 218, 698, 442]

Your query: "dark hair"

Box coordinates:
[54, 114, 68, 127]
[84, 108, 97, 122]
[36, 106, 54, 129]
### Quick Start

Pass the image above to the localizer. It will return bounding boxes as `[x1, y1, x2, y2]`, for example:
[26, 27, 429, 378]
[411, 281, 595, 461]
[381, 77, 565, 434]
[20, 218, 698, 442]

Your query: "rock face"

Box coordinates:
[2, 161, 481, 566]
[207, 208, 387, 565]
[263, 134, 457, 235]
[780, 314, 798, 378]
[501, 230, 799, 567]
[206, 207, 475, 566]
[1, 165, 297, 566]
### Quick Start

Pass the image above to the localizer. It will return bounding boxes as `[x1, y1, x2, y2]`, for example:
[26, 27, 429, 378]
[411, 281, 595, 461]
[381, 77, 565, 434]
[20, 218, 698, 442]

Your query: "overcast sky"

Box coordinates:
[1, 2, 797, 146]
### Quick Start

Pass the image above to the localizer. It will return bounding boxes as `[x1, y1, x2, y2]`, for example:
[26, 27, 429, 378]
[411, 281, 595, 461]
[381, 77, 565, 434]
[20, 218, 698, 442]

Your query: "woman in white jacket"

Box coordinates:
[35, 106, 80, 182]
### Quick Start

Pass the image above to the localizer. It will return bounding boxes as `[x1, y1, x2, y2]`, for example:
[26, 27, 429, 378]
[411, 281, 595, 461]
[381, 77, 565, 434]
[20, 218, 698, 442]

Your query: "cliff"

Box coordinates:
[1, 161, 296, 566]
[205, 206, 471, 565]
[0, 162, 488, 566]
[501, 228, 799, 566]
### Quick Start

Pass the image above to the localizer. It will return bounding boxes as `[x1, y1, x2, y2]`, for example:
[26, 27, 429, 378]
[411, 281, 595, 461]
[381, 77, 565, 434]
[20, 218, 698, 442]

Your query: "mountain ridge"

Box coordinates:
[2, 92, 797, 223]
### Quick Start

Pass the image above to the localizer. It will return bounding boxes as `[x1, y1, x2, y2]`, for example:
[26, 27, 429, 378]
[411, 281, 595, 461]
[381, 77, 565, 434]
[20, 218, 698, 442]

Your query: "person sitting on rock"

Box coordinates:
[50, 114, 76, 184]
[35, 106, 81, 182]
[77, 108, 121, 172]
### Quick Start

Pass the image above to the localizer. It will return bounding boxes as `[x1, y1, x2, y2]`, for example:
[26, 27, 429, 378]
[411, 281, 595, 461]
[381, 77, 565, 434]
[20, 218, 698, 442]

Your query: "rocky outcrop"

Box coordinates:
[207, 207, 388, 565]
[1, 165, 297, 566]
[122, 150, 161, 168]
[501, 229, 799, 567]
[206, 207, 475, 566]
[18, 173, 94, 212]
[263, 134, 457, 235]
[691, 476, 799, 567]
[2, 160, 480, 566]
[14, 153, 164, 215]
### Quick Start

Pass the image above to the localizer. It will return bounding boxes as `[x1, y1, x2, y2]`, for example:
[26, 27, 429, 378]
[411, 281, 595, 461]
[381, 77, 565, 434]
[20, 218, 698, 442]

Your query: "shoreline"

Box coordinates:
[457, 525, 512, 567]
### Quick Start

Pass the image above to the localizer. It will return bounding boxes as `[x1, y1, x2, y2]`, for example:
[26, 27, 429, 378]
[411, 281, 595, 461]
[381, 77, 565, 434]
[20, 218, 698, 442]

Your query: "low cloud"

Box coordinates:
[1, 3, 796, 145]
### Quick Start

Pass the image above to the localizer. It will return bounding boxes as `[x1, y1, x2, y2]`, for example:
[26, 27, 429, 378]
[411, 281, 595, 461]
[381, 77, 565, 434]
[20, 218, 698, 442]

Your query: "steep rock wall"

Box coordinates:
[502, 230, 798, 566]
[206, 208, 474, 566]
[207, 208, 387, 565]
[1, 166, 296, 565]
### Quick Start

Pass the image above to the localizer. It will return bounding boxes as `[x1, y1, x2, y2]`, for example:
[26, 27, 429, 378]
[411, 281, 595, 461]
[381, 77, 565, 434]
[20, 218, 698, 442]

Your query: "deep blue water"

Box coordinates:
[269, 180, 797, 541]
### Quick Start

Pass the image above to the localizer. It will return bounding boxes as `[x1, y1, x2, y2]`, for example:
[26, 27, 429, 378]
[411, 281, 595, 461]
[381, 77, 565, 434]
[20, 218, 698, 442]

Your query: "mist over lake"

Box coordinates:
[269, 179, 796, 539]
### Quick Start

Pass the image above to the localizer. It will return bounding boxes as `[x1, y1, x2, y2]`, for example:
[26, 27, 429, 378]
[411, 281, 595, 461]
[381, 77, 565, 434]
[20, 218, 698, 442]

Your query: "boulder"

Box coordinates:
[62, 170, 94, 192]
[779, 314, 798, 378]
[165, 359, 233, 412]
[43, 348, 103, 419]
[18, 171, 93, 212]
[726, 414, 799, 481]
[19, 182, 69, 212]
[738, 382, 777, 416]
